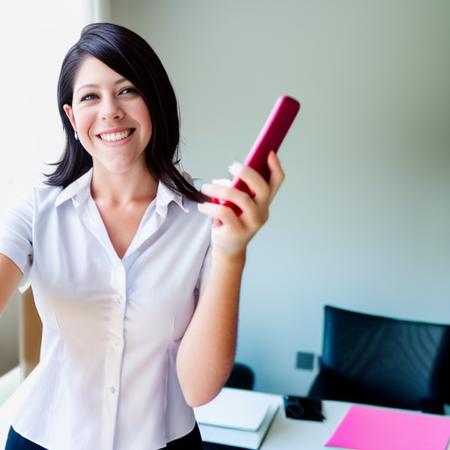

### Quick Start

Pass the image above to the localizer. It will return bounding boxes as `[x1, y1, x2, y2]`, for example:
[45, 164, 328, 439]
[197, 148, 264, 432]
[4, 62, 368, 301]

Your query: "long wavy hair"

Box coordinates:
[45, 22, 206, 202]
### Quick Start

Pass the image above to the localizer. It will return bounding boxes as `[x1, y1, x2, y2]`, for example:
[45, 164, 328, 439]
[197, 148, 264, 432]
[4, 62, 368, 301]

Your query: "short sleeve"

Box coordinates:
[194, 243, 212, 305]
[191, 175, 212, 303]
[0, 191, 34, 293]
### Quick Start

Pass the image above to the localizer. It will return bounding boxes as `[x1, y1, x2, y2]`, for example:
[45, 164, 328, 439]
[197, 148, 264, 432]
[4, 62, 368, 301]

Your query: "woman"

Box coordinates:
[0, 22, 284, 449]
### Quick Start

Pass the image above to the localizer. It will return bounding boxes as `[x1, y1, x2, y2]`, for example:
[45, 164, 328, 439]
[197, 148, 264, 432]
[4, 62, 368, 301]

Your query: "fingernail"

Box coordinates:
[213, 178, 233, 186]
[228, 161, 242, 173]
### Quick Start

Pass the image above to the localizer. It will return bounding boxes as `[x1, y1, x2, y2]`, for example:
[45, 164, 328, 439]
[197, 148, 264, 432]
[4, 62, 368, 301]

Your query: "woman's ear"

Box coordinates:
[63, 104, 76, 131]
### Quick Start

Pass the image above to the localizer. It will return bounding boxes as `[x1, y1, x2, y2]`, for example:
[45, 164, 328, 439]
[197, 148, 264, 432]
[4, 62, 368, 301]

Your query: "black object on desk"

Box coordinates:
[283, 395, 325, 422]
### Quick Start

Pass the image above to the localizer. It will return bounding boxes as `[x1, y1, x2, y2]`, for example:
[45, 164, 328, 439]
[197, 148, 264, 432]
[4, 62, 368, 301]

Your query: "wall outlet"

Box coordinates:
[296, 351, 315, 371]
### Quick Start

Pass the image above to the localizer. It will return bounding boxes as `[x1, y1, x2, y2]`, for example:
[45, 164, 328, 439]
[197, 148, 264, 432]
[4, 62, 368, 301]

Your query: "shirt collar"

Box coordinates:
[54, 167, 189, 213]
[155, 180, 189, 214]
[54, 168, 92, 208]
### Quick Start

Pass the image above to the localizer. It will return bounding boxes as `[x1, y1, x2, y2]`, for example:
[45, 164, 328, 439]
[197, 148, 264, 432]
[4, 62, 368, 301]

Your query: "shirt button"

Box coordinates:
[110, 387, 116, 394]
[115, 341, 121, 348]
[116, 296, 123, 304]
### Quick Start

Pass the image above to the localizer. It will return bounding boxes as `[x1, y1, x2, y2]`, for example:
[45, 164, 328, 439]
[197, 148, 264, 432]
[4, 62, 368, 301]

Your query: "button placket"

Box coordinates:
[103, 263, 127, 445]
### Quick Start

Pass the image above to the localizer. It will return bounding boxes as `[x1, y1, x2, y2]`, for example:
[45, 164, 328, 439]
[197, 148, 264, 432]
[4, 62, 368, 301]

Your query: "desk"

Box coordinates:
[257, 397, 350, 450]
[196, 390, 353, 450]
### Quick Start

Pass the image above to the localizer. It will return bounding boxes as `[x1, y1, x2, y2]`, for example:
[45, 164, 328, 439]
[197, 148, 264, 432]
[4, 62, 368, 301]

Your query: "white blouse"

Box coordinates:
[0, 168, 212, 450]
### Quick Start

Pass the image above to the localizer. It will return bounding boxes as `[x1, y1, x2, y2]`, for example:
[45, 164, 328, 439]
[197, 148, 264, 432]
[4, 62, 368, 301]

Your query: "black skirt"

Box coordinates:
[6, 423, 203, 450]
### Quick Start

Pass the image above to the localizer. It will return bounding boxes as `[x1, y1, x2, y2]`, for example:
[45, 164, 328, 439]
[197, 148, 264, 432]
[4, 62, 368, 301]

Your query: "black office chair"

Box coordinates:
[309, 305, 450, 414]
[224, 362, 255, 390]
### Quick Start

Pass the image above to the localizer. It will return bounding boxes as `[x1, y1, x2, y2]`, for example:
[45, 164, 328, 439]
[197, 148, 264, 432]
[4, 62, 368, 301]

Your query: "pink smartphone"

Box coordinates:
[212, 95, 300, 215]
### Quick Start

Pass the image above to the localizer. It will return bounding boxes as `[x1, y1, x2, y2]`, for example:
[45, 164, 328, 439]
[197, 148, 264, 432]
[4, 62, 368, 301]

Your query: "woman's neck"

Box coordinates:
[90, 162, 158, 207]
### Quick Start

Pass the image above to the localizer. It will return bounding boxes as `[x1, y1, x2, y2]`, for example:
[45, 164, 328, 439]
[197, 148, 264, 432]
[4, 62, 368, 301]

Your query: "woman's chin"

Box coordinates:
[95, 159, 144, 175]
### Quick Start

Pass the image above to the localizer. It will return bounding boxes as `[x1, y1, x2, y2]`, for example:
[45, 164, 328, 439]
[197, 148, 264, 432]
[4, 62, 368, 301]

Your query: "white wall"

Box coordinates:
[0, 1, 95, 375]
[111, 0, 450, 395]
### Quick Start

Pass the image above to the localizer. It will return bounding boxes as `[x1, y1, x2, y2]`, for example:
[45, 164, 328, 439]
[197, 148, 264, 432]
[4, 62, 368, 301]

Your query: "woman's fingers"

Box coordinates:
[228, 162, 271, 205]
[197, 152, 286, 256]
[201, 182, 267, 229]
[200, 152, 285, 221]
[197, 201, 244, 231]
[199, 151, 285, 226]
[201, 183, 255, 213]
[227, 151, 285, 205]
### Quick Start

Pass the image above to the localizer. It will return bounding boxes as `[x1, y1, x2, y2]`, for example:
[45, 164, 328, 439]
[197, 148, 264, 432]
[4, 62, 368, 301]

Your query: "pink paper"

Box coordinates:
[326, 404, 450, 450]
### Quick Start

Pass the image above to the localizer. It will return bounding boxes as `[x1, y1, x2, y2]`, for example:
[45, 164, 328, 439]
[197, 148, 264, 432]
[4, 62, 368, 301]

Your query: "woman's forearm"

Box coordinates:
[176, 251, 246, 407]
[178, 152, 285, 407]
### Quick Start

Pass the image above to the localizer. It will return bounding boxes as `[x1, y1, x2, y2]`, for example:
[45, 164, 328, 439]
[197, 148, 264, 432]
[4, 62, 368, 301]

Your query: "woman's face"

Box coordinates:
[63, 56, 153, 174]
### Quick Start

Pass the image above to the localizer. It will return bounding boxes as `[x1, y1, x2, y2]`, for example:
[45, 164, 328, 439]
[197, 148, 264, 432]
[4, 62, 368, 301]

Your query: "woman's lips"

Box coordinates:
[96, 128, 136, 146]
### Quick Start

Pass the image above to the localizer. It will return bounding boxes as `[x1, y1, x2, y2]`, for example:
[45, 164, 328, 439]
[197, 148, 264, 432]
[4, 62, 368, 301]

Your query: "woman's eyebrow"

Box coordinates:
[75, 77, 128, 94]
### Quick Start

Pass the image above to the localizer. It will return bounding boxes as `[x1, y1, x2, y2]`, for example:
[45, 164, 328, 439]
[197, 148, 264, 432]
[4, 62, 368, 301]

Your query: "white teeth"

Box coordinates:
[100, 129, 132, 142]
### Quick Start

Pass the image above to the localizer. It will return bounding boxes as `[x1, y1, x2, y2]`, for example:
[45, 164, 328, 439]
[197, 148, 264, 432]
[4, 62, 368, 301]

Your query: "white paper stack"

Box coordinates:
[194, 388, 280, 449]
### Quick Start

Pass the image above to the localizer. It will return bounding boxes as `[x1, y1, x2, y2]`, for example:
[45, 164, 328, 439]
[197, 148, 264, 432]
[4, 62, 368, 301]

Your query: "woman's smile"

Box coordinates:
[96, 127, 136, 146]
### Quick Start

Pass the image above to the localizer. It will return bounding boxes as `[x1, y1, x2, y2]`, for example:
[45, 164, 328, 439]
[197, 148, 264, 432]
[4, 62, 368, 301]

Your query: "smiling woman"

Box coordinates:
[47, 22, 204, 202]
[63, 56, 153, 177]
[0, 21, 285, 450]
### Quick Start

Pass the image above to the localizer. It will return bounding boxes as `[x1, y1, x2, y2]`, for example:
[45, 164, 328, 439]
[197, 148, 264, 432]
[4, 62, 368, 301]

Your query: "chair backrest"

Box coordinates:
[19, 288, 42, 378]
[319, 305, 450, 411]
[225, 363, 255, 390]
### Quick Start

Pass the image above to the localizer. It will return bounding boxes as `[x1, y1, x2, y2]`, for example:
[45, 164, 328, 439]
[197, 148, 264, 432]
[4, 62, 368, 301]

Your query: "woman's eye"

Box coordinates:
[80, 93, 97, 102]
[120, 87, 138, 95]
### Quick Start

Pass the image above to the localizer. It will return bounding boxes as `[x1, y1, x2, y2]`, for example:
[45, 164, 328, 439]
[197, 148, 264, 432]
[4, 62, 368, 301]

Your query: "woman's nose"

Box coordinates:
[100, 97, 125, 121]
